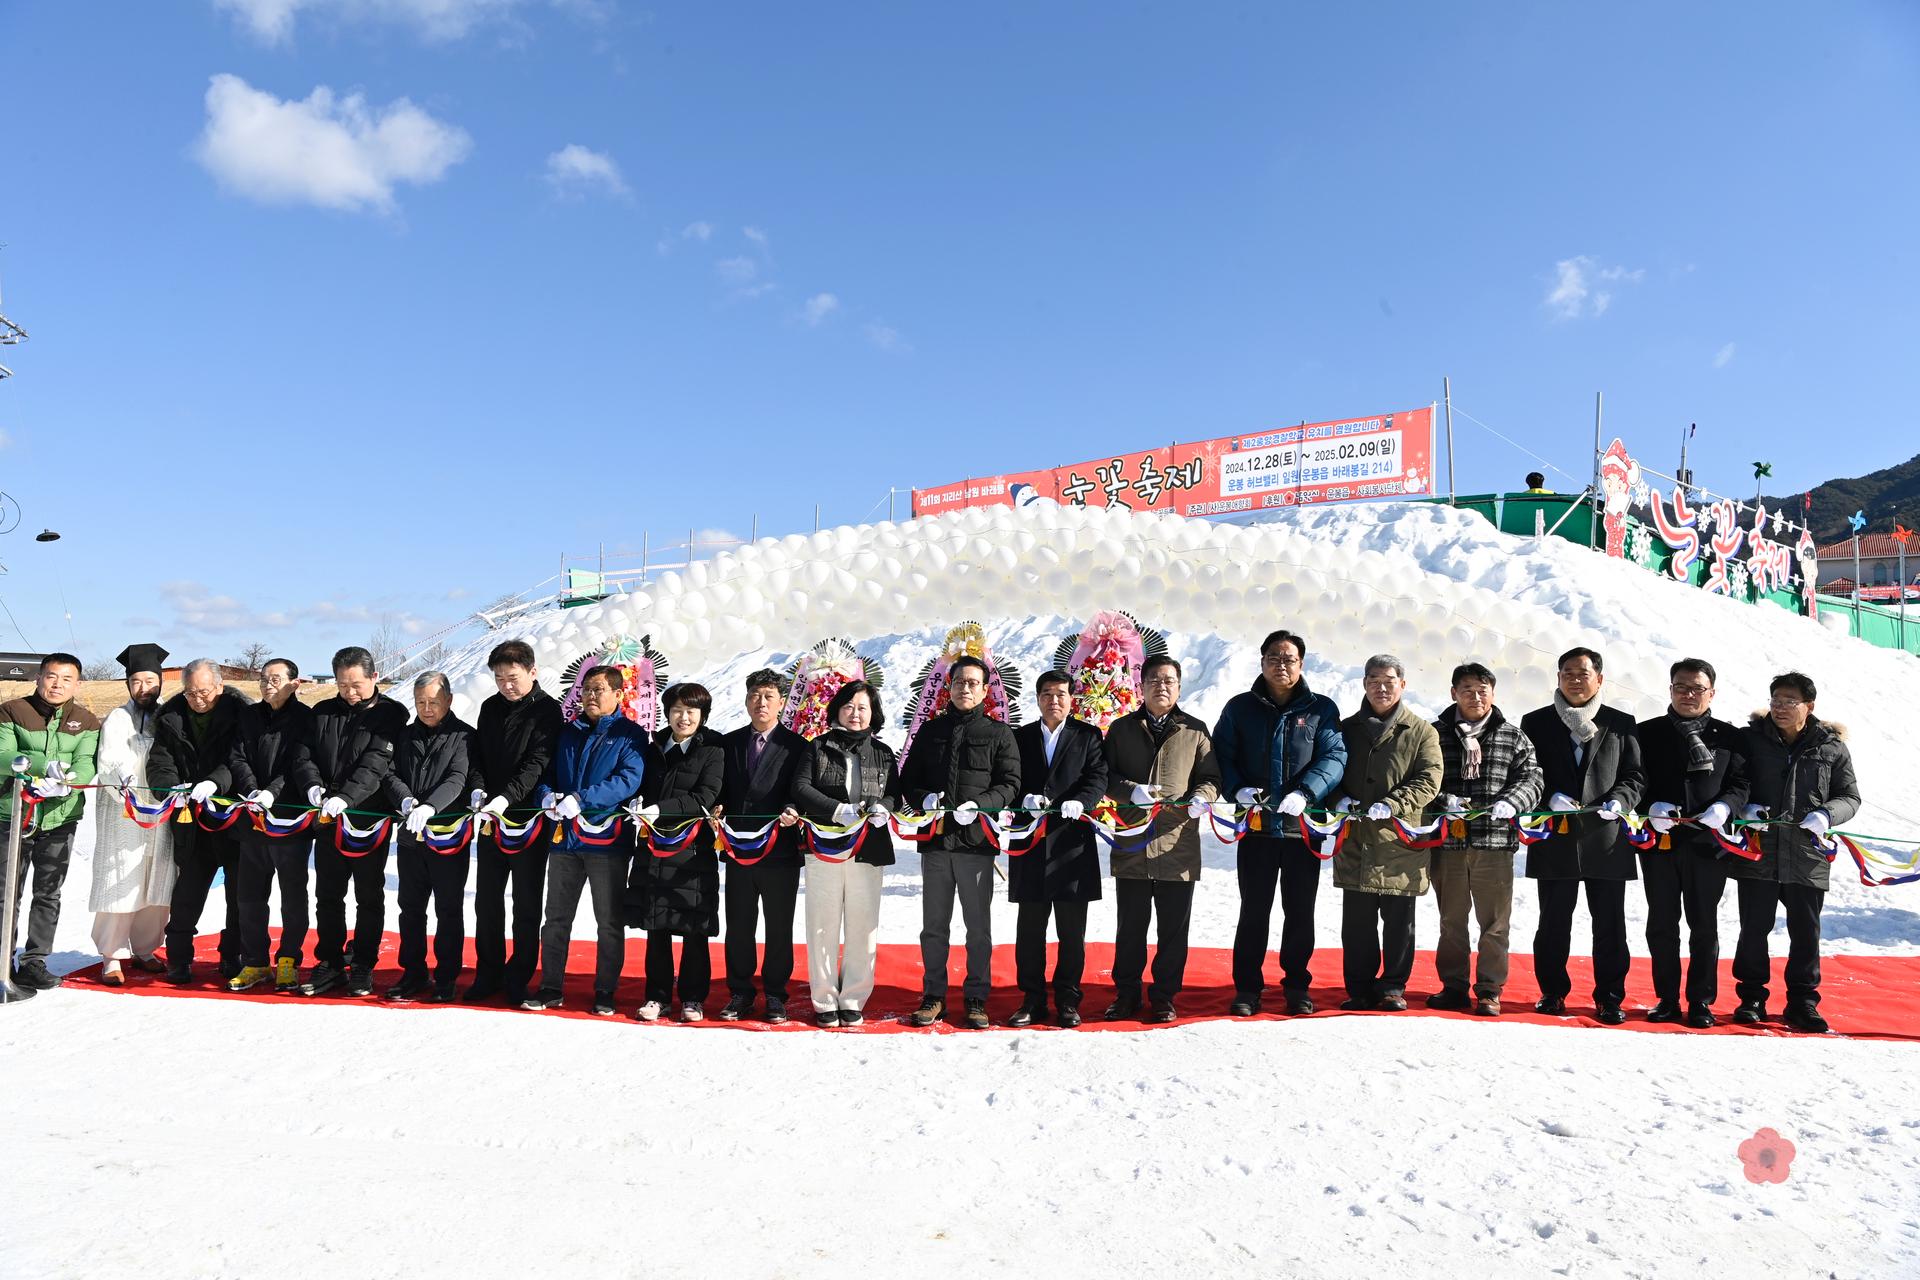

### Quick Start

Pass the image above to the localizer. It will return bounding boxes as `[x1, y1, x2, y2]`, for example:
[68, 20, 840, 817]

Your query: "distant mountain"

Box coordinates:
[1759, 451, 1920, 544]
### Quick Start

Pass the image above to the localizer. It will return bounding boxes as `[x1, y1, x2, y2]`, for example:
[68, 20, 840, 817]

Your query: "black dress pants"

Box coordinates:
[1532, 877, 1630, 1007]
[397, 838, 471, 982]
[473, 835, 547, 992]
[1112, 879, 1194, 1003]
[723, 860, 800, 1001]
[1232, 835, 1322, 996]
[165, 830, 239, 973]
[1015, 899, 1090, 1005]
[1732, 879, 1825, 1008]
[1340, 890, 1416, 1000]
[314, 841, 388, 970]
[1641, 849, 1729, 1006]
[234, 835, 312, 968]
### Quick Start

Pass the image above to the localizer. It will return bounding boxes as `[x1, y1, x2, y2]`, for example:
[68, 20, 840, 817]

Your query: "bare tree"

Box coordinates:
[82, 657, 120, 681]
[368, 615, 405, 677]
[224, 642, 271, 674]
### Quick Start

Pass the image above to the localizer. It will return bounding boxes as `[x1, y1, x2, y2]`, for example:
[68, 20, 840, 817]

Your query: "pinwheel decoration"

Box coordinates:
[1850, 510, 1868, 535]
[1752, 461, 1772, 481]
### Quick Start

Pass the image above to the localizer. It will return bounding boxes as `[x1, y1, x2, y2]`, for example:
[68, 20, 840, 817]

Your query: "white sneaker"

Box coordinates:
[680, 1002, 705, 1023]
[635, 1000, 663, 1022]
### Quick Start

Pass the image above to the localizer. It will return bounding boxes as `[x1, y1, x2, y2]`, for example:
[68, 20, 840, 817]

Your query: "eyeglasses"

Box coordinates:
[1145, 675, 1179, 686]
[1669, 683, 1712, 696]
[950, 678, 985, 689]
[1769, 697, 1806, 710]
[1261, 654, 1301, 668]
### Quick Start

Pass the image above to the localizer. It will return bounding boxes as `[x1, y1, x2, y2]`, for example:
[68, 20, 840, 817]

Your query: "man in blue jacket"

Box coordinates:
[1211, 629, 1347, 1016]
[525, 665, 646, 1016]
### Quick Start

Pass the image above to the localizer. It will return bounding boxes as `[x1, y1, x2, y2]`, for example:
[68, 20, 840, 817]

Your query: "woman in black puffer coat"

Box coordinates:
[626, 683, 724, 1022]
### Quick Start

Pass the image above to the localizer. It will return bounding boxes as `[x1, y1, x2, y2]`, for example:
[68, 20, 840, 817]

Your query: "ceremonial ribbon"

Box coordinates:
[716, 816, 780, 866]
[889, 808, 942, 843]
[1090, 802, 1161, 854]
[331, 814, 392, 857]
[121, 788, 182, 830]
[255, 808, 316, 838]
[1826, 832, 1920, 887]
[1295, 812, 1348, 861]
[1207, 806, 1251, 843]
[1390, 815, 1450, 851]
[420, 815, 476, 856]
[490, 813, 547, 854]
[804, 818, 869, 863]
[982, 811, 1047, 856]
[639, 815, 705, 858]
[194, 796, 252, 832]
[571, 811, 629, 848]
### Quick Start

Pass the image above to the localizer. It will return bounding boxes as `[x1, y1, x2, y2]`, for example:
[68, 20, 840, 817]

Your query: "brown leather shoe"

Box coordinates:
[1473, 996, 1501, 1017]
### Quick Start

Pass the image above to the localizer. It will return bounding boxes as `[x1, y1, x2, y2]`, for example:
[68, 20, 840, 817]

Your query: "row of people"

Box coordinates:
[2, 633, 1858, 1033]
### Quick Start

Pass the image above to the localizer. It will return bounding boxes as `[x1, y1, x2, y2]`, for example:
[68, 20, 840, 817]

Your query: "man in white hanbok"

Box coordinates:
[90, 644, 176, 985]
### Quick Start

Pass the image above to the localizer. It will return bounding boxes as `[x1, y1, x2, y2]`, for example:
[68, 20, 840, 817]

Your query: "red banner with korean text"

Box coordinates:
[910, 408, 1437, 518]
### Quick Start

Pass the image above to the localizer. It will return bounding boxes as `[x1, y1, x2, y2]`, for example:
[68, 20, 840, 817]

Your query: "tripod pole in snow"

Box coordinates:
[1, 773, 28, 1006]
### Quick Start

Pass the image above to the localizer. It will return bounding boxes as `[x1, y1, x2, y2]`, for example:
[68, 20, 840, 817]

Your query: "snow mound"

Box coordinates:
[443, 502, 1920, 840]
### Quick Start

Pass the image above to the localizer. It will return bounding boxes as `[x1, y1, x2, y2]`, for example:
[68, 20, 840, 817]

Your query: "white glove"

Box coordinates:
[120, 773, 138, 790]
[482, 795, 509, 818]
[248, 789, 275, 810]
[1696, 801, 1732, 831]
[1059, 799, 1085, 822]
[1442, 793, 1469, 816]
[1596, 798, 1623, 822]
[1648, 800, 1679, 834]
[1234, 786, 1262, 806]
[1022, 793, 1049, 812]
[469, 788, 489, 811]
[1741, 803, 1769, 823]
[951, 800, 980, 826]
[832, 802, 859, 824]
[1365, 802, 1393, 821]
[1186, 796, 1210, 820]
[404, 806, 435, 836]
[320, 796, 348, 820]
[1209, 799, 1238, 821]
[1489, 799, 1517, 822]
[1799, 809, 1830, 838]
[920, 792, 943, 812]
[866, 801, 891, 827]
[399, 796, 418, 817]
[29, 777, 69, 798]
[1334, 797, 1357, 814]
[555, 795, 582, 821]
[189, 780, 218, 804]
[1129, 783, 1158, 805]
[43, 760, 69, 782]
[1548, 792, 1579, 813]
[630, 801, 660, 823]
[307, 785, 326, 806]
[1277, 791, 1308, 818]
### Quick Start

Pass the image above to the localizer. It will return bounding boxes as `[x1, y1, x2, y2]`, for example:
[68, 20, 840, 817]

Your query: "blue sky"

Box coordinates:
[1, 2, 1916, 669]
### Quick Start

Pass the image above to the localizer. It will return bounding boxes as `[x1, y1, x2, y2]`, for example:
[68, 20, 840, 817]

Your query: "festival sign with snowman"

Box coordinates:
[1599, 437, 1819, 619]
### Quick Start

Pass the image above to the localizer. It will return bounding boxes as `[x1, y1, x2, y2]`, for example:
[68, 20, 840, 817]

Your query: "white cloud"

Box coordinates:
[1545, 255, 1644, 320]
[743, 225, 769, 252]
[864, 320, 909, 353]
[715, 256, 758, 285]
[543, 143, 627, 199]
[682, 221, 712, 241]
[159, 579, 433, 636]
[193, 74, 472, 213]
[802, 292, 839, 326]
[215, 0, 524, 45]
[694, 527, 743, 547]
[0, 429, 12, 450]
[1713, 342, 1737, 369]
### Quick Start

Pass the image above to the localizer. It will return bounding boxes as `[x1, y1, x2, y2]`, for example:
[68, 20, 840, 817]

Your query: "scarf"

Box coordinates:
[1361, 703, 1398, 745]
[1144, 711, 1175, 746]
[1666, 709, 1716, 774]
[1454, 712, 1491, 781]
[1553, 692, 1601, 745]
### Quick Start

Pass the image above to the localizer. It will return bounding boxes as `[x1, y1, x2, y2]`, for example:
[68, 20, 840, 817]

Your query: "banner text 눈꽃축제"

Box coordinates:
[910, 407, 1436, 517]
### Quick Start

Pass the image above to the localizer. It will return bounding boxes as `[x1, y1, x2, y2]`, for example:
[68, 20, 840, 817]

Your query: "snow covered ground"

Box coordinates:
[7, 501, 1920, 1279]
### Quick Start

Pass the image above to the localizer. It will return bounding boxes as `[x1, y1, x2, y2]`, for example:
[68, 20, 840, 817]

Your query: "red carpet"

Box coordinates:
[56, 932, 1920, 1040]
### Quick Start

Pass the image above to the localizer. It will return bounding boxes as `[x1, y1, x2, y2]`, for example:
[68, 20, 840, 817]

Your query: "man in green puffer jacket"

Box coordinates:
[2, 652, 102, 992]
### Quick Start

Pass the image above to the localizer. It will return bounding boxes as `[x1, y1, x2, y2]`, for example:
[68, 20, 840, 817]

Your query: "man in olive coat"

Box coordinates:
[1007, 669, 1110, 1027]
[1330, 655, 1443, 1011]
[1100, 654, 1223, 1023]
[1520, 646, 1644, 1024]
